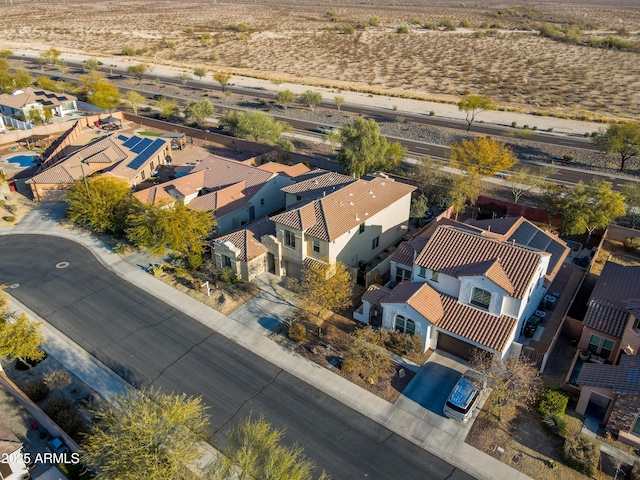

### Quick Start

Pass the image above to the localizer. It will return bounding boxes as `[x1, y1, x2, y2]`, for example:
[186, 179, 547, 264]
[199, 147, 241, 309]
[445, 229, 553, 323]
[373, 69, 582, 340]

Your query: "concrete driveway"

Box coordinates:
[228, 273, 298, 335]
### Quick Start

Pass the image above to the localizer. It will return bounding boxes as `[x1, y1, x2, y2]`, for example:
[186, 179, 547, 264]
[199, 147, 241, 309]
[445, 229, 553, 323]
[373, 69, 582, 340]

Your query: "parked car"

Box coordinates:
[153, 94, 167, 101]
[443, 370, 486, 423]
[316, 125, 337, 135]
[50, 76, 64, 82]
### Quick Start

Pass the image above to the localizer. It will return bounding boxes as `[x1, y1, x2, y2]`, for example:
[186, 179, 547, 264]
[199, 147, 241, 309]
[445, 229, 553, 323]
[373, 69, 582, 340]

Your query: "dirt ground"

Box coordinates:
[591, 238, 640, 275]
[1, 1, 640, 119]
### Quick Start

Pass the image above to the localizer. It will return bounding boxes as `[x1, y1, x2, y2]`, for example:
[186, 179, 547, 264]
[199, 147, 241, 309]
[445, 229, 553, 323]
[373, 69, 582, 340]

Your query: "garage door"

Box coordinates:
[437, 332, 475, 361]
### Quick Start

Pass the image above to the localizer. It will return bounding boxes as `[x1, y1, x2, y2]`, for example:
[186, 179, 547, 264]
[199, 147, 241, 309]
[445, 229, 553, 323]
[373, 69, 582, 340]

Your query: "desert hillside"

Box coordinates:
[1, 0, 639, 118]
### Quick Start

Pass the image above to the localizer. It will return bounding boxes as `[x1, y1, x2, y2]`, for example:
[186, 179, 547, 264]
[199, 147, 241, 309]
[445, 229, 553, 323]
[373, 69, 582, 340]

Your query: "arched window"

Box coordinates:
[394, 315, 416, 335]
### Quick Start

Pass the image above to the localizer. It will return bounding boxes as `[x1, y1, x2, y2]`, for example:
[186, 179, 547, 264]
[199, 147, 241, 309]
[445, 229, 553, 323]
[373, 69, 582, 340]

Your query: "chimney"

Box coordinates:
[487, 225, 491, 232]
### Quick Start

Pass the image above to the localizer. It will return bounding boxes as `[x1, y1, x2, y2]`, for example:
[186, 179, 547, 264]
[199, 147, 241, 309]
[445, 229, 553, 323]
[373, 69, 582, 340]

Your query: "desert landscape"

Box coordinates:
[1, 0, 640, 118]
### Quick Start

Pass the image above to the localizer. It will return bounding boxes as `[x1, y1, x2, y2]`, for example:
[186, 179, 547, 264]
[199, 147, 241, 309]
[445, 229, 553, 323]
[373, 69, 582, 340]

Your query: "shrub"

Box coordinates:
[541, 413, 569, 437]
[479, 21, 489, 29]
[112, 243, 125, 253]
[439, 18, 456, 31]
[147, 264, 164, 276]
[174, 267, 189, 279]
[423, 22, 437, 30]
[44, 397, 87, 440]
[624, 237, 640, 253]
[459, 19, 470, 28]
[342, 332, 392, 384]
[429, 111, 436, 116]
[511, 121, 517, 128]
[326, 11, 338, 23]
[396, 26, 409, 34]
[340, 24, 355, 35]
[229, 23, 249, 32]
[395, 115, 406, 123]
[385, 331, 422, 355]
[368, 16, 379, 27]
[562, 434, 599, 476]
[121, 45, 135, 56]
[186, 254, 203, 271]
[538, 387, 569, 416]
[220, 266, 238, 285]
[3, 216, 15, 222]
[288, 322, 306, 342]
[22, 379, 50, 402]
[563, 155, 574, 162]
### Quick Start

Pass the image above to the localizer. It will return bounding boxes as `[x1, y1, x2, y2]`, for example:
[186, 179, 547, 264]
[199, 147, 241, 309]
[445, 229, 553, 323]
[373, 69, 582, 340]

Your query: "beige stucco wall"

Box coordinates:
[575, 385, 617, 422]
[578, 328, 620, 362]
[620, 316, 640, 358]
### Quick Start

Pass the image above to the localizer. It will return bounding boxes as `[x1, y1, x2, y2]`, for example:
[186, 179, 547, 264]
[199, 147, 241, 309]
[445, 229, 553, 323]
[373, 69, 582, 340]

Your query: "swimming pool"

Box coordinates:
[3, 153, 40, 168]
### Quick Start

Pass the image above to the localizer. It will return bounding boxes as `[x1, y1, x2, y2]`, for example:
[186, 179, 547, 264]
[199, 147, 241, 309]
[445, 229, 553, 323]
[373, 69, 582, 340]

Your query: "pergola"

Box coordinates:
[22, 134, 52, 150]
[161, 132, 186, 150]
[99, 115, 123, 129]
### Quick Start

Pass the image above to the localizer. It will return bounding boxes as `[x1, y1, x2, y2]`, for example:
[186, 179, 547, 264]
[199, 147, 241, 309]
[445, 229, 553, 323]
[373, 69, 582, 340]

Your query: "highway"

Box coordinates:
[0, 234, 475, 480]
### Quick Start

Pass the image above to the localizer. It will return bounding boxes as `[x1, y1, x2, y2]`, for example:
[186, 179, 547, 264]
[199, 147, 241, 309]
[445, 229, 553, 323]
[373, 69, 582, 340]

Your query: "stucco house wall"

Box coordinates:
[380, 302, 432, 352]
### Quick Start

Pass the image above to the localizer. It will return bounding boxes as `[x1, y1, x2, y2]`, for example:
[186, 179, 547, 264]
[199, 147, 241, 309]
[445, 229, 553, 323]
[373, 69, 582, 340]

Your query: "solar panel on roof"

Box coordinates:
[529, 231, 552, 251]
[126, 138, 167, 170]
[117, 134, 129, 142]
[123, 136, 142, 149]
[131, 137, 153, 153]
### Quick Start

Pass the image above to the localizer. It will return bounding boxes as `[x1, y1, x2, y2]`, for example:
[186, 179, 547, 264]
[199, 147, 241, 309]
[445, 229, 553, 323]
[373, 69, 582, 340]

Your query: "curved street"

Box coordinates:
[0, 233, 477, 480]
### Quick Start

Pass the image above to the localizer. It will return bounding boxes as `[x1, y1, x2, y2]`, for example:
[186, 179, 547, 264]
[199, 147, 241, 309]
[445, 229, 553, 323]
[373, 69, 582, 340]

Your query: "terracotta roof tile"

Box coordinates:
[437, 294, 518, 352]
[213, 217, 276, 261]
[189, 182, 247, 216]
[577, 355, 640, 394]
[583, 299, 630, 338]
[191, 156, 275, 196]
[133, 170, 206, 206]
[456, 259, 515, 296]
[272, 177, 415, 241]
[362, 284, 392, 305]
[415, 226, 544, 299]
[390, 237, 430, 267]
[590, 262, 640, 308]
[281, 169, 356, 195]
[0, 87, 77, 110]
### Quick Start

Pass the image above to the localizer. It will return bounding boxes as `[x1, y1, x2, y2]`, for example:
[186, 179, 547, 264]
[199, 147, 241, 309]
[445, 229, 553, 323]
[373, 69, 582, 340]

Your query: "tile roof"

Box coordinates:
[583, 299, 630, 338]
[362, 284, 392, 305]
[191, 156, 275, 197]
[456, 259, 515, 296]
[437, 294, 518, 352]
[0, 87, 77, 110]
[390, 237, 430, 267]
[281, 168, 356, 195]
[415, 226, 545, 299]
[271, 177, 415, 241]
[213, 217, 276, 261]
[373, 281, 445, 323]
[629, 299, 640, 320]
[257, 162, 310, 177]
[590, 262, 640, 309]
[577, 355, 640, 394]
[189, 182, 247, 217]
[0, 420, 22, 457]
[133, 170, 206, 206]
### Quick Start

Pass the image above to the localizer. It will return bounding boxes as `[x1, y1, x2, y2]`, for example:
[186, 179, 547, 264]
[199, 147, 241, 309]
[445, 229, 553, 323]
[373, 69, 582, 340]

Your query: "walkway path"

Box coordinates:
[0, 205, 530, 480]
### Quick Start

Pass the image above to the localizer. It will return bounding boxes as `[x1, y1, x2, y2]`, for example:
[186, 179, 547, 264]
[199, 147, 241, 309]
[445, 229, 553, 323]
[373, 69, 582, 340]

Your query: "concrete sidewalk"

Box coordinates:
[0, 208, 531, 480]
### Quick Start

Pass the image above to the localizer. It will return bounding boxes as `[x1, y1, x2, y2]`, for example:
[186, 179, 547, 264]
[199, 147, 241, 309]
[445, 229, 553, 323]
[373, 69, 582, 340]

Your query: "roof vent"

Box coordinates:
[349, 192, 353, 196]
[369, 190, 373, 195]
[381, 182, 386, 186]
[349, 201, 354, 205]
[355, 214, 360, 221]
[365, 212, 369, 216]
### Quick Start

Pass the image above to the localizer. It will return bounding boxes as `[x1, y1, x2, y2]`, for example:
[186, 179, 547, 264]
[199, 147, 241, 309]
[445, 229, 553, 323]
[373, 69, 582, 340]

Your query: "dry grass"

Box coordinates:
[591, 238, 640, 275]
[2, 1, 640, 118]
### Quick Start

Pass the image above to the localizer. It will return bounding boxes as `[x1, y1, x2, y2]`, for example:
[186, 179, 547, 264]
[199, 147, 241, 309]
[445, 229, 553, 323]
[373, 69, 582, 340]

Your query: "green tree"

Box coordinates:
[287, 261, 353, 315]
[561, 180, 626, 241]
[336, 117, 407, 178]
[594, 121, 640, 171]
[125, 90, 145, 115]
[449, 136, 517, 177]
[89, 81, 120, 112]
[470, 349, 541, 423]
[11, 68, 32, 90]
[193, 67, 207, 81]
[65, 176, 132, 235]
[275, 89, 295, 112]
[333, 95, 345, 112]
[210, 414, 328, 480]
[213, 71, 232, 91]
[0, 292, 46, 373]
[183, 98, 215, 126]
[176, 72, 192, 86]
[218, 110, 291, 145]
[39, 47, 63, 66]
[448, 173, 481, 220]
[0, 58, 11, 92]
[82, 389, 209, 480]
[457, 94, 496, 132]
[341, 328, 392, 384]
[126, 201, 216, 256]
[157, 97, 179, 119]
[325, 129, 341, 153]
[83, 58, 101, 72]
[620, 182, 640, 228]
[127, 63, 152, 84]
[508, 165, 557, 203]
[299, 90, 322, 112]
[410, 193, 428, 219]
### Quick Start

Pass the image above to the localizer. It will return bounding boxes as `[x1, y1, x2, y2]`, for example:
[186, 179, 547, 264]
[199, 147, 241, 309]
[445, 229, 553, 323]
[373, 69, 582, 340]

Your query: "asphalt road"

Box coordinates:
[0, 234, 475, 480]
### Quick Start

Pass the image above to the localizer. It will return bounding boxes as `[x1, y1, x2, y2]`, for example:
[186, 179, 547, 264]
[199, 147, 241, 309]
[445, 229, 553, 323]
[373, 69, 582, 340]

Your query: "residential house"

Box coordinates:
[27, 133, 171, 201]
[211, 175, 415, 281]
[134, 156, 309, 235]
[355, 217, 570, 358]
[0, 87, 77, 123]
[569, 262, 640, 443]
[0, 420, 29, 480]
[279, 169, 356, 207]
[267, 176, 415, 278]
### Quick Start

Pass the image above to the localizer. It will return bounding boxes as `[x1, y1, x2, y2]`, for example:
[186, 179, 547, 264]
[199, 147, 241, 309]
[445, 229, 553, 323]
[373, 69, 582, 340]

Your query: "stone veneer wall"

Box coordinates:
[607, 393, 640, 435]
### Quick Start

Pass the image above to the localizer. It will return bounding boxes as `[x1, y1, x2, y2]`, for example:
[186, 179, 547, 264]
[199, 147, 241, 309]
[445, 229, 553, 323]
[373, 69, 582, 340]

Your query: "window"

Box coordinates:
[312, 239, 320, 253]
[394, 315, 416, 335]
[141, 170, 146, 180]
[431, 270, 439, 282]
[223, 255, 232, 268]
[284, 230, 296, 249]
[634, 318, 640, 333]
[600, 339, 615, 360]
[260, 198, 265, 206]
[632, 415, 640, 437]
[470, 288, 491, 310]
[359, 223, 365, 234]
[418, 266, 426, 278]
[587, 334, 601, 354]
[371, 236, 379, 250]
[395, 267, 411, 283]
